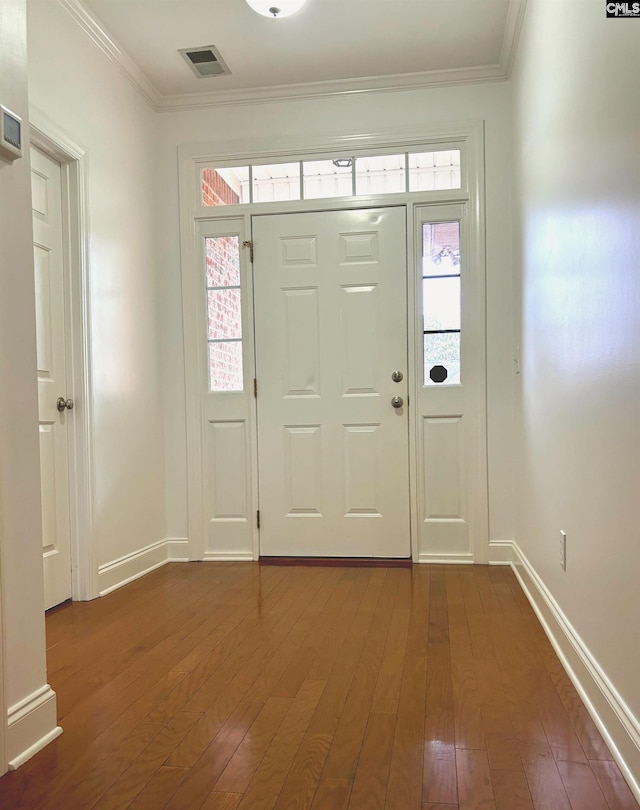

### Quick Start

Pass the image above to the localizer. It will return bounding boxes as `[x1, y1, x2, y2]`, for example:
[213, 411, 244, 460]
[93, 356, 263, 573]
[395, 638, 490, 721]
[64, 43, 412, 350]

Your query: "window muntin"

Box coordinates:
[205, 236, 243, 391]
[199, 149, 461, 206]
[422, 221, 461, 386]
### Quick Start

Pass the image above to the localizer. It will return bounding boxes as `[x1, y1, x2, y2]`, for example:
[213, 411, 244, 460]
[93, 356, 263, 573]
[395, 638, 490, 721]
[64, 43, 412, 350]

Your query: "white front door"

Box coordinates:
[253, 207, 410, 558]
[31, 146, 73, 609]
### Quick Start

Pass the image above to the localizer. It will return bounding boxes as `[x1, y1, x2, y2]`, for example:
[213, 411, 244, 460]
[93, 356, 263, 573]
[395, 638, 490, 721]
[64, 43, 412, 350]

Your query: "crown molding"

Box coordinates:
[58, 0, 161, 110]
[58, 0, 525, 115]
[156, 64, 508, 113]
[500, 0, 528, 77]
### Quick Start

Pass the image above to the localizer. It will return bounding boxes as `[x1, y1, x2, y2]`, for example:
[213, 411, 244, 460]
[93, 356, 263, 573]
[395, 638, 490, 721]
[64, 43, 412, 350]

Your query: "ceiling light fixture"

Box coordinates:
[245, 0, 307, 18]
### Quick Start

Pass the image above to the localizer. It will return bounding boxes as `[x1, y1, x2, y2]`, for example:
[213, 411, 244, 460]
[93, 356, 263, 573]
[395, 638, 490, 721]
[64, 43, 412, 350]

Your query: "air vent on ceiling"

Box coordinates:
[179, 45, 231, 78]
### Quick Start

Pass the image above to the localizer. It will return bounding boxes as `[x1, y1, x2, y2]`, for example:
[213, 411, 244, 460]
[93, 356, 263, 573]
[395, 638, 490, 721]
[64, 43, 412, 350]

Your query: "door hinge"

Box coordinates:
[242, 240, 254, 262]
[257, 509, 261, 529]
[253, 378, 258, 397]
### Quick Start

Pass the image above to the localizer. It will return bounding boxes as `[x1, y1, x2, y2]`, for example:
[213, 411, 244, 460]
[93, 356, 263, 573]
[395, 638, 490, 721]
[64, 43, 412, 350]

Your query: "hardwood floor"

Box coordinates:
[0, 563, 637, 809]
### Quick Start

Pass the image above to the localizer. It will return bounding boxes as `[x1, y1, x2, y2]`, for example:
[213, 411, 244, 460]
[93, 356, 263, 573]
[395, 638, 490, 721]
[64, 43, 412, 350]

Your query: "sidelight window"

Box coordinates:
[422, 221, 461, 385]
[205, 235, 244, 391]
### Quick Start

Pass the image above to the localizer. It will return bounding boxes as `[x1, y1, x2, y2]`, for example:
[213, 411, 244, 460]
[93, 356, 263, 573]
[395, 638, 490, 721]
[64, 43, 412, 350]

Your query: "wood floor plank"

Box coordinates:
[167, 570, 328, 768]
[422, 804, 460, 809]
[482, 707, 522, 772]
[556, 760, 610, 810]
[456, 749, 496, 810]
[92, 711, 203, 810]
[518, 746, 572, 810]
[386, 568, 430, 808]
[272, 731, 332, 809]
[45, 721, 166, 810]
[201, 792, 243, 810]
[236, 679, 327, 810]
[590, 759, 640, 810]
[214, 697, 292, 794]
[348, 712, 396, 809]
[307, 569, 387, 736]
[309, 778, 352, 809]
[322, 569, 398, 779]
[0, 564, 635, 810]
[490, 770, 533, 810]
[423, 708, 458, 805]
[165, 702, 264, 809]
[127, 766, 190, 810]
[308, 570, 372, 681]
[371, 605, 411, 714]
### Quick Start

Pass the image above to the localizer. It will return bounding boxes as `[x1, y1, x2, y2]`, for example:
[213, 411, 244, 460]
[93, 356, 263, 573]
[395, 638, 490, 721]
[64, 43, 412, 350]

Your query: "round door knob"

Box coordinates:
[391, 396, 404, 409]
[56, 397, 74, 412]
[391, 370, 404, 383]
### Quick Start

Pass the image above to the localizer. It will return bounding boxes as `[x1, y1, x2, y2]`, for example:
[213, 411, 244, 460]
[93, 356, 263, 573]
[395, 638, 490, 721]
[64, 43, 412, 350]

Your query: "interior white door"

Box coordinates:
[254, 207, 410, 558]
[31, 146, 73, 609]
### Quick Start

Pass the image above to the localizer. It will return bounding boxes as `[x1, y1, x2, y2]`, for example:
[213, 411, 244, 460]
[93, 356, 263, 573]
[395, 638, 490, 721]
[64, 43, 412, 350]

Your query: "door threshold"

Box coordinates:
[259, 556, 412, 568]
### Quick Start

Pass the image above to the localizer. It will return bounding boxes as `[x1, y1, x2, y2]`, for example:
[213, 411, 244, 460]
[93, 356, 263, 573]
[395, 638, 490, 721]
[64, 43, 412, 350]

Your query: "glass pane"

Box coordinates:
[423, 277, 461, 331]
[209, 341, 243, 392]
[424, 333, 460, 386]
[409, 150, 461, 191]
[252, 162, 301, 203]
[202, 167, 249, 206]
[355, 154, 405, 196]
[207, 289, 242, 340]
[303, 158, 353, 199]
[423, 221, 460, 277]
[206, 235, 240, 287]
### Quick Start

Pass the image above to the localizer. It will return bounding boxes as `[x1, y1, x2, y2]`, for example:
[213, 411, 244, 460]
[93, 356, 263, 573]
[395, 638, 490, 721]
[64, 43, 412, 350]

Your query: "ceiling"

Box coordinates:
[63, 0, 525, 111]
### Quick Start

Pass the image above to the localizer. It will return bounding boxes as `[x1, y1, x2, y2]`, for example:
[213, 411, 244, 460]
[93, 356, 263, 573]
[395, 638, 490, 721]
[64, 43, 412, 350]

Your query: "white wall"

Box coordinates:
[512, 0, 640, 784]
[157, 82, 517, 557]
[27, 1, 166, 588]
[0, 0, 59, 772]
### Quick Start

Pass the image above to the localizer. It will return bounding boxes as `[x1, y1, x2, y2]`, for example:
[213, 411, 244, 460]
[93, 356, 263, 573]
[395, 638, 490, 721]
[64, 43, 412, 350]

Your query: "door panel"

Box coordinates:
[254, 207, 410, 558]
[31, 146, 72, 609]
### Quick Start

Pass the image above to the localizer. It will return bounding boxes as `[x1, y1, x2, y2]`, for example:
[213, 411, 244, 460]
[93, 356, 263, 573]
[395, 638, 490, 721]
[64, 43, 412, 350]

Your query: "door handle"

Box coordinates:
[56, 397, 74, 412]
[391, 396, 404, 409]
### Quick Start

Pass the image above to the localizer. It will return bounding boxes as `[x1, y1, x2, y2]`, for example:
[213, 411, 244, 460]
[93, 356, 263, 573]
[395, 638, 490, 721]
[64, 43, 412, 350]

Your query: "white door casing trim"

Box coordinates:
[29, 110, 97, 601]
[178, 122, 488, 563]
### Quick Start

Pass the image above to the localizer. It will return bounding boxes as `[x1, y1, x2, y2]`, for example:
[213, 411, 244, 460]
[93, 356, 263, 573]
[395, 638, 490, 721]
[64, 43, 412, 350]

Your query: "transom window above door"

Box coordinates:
[200, 149, 461, 207]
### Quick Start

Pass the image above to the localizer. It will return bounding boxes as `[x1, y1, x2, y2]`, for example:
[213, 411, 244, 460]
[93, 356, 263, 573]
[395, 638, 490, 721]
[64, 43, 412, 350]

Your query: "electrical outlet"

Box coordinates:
[559, 530, 567, 570]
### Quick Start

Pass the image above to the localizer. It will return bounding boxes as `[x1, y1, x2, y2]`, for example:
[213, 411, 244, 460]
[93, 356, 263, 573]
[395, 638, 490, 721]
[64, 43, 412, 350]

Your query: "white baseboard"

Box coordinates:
[203, 550, 256, 562]
[511, 541, 640, 803]
[7, 685, 62, 770]
[98, 538, 169, 596]
[488, 540, 514, 564]
[97, 539, 259, 595]
[417, 552, 474, 564]
[167, 537, 190, 561]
